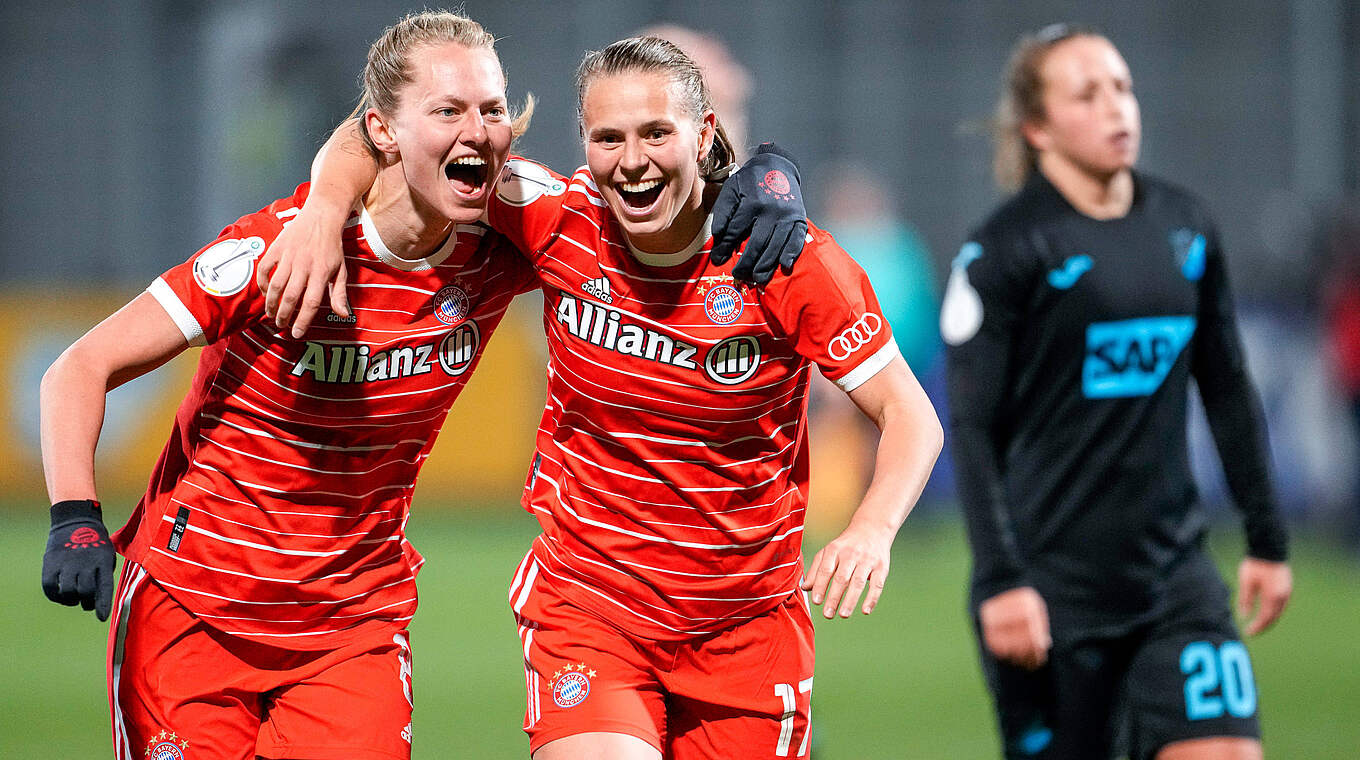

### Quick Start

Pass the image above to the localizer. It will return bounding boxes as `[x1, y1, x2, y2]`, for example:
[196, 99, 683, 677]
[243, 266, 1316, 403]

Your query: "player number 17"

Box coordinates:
[775, 677, 813, 757]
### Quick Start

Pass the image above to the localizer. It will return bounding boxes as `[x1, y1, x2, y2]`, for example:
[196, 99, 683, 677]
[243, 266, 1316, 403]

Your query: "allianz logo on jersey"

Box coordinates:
[290, 323, 481, 384]
[555, 294, 761, 385]
[1082, 316, 1197, 398]
[582, 276, 614, 304]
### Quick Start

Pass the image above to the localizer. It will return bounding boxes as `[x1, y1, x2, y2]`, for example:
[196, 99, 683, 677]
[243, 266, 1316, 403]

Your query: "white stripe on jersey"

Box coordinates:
[537, 469, 805, 549]
[546, 335, 808, 399]
[567, 423, 797, 468]
[157, 515, 381, 558]
[149, 545, 396, 584]
[111, 564, 150, 760]
[215, 616, 417, 639]
[167, 499, 398, 539]
[148, 278, 206, 346]
[188, 465, 413, 504]
[561, 465, 802, 514]
[546, 374, 806, 428]
[201, 413, 429, 453]
[217, 383, 448, 428]
[189, 594, 418, 623]
[550, 437, 795, 493]
[157, 573, 413, 607]
[201, 437, 422, 478]
[834, 338, 901, 392]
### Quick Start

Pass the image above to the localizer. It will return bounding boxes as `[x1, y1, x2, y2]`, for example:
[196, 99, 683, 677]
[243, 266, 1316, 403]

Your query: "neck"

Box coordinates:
[1038, 153, 1134, 220]
[362, 166, 455, 260]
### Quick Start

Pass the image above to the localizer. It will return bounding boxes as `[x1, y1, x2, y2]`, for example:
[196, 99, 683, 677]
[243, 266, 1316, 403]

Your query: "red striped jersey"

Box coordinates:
[491, 160, 900, 639]
[112, 183, 535, 649]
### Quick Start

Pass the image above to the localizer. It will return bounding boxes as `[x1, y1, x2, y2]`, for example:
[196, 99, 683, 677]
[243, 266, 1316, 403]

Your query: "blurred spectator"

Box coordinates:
[1322, 204, 1360, 544]
[637, 24, 752, 159]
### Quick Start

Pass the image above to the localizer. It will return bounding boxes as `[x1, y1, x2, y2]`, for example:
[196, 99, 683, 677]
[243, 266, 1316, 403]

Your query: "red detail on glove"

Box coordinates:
[65, 527, 107, 549]
[761, 170, 792, 197]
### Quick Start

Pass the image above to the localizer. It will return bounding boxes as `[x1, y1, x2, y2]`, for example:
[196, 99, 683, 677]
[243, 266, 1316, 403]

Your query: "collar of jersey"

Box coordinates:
[624, 213, 713, 268]
[358, 205, 462, 271]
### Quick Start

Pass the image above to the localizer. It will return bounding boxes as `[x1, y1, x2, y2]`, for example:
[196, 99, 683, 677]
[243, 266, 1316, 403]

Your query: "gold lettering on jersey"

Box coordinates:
[289, 325, 480, 384]
[694, 273, 736, 296]
[555, 294, 698, 370]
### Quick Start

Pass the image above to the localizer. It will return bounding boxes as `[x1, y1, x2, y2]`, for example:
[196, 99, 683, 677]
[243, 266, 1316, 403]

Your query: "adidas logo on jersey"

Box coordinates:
[582, 276, 613, 304]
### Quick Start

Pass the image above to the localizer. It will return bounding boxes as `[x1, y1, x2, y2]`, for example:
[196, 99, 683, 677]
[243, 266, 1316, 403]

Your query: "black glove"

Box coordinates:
[42, 499, 116, 621]
[710, 142, 809, 285]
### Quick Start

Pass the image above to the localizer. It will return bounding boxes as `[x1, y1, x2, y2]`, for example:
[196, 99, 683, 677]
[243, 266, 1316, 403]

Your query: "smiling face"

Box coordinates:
[1025, 35, 1140, 180]
[367, 42, 513, 225]
[581, 71, 715, 254]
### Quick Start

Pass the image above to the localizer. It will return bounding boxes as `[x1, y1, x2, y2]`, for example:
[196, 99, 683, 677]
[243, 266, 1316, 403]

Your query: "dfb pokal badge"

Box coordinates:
[551, 662, 595, 709]
[145, 730, 188, 760]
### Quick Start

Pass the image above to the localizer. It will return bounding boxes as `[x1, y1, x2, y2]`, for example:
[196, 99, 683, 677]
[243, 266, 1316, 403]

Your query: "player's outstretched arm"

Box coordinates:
[803, 356, 942, 619]
[710, 143, 808, 286]
[256, 119, 377, 338]
[40, 293, 190, 620]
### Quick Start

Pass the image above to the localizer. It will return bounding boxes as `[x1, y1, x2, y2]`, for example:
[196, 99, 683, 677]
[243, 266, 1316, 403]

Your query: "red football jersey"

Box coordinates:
[113, 184, 535, 648]
[491, 160, 900, 639]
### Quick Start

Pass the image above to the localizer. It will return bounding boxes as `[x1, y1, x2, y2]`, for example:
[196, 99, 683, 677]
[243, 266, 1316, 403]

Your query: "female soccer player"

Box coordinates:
[266, 36, 942, 760]
[942, 24, 1293, 760]
[38, 13, 535, 759]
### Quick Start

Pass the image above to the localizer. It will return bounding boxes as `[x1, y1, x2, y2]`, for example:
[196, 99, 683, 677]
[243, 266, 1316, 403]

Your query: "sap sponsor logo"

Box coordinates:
[495, 159, 567, 207]
[1083, 316, 1196, 398]
[192, 237, 265, 297]
[706, 336, 760, 385]
[1171, 228, 1207, 282]
[144, 730, 188, 760]
[290, 323, 481, 384]
[433, 284, 470, 325]
[555, 294, 699, 370]
[940, 242, 984, 345]
[551, 663, 596, 709]
[828, 313, 883, 361]
[1047, 254, 1093, 290]
[582, 275, 613, 304]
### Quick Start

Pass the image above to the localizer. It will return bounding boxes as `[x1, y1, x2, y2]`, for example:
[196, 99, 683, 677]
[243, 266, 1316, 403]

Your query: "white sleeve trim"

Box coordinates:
[148, 277, 207, 346]
[834, 339, 901, 393]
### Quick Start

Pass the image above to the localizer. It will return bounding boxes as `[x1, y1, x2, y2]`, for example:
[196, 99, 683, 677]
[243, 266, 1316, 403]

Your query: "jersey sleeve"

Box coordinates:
[147, 203, 286, 346]
[1190, 218, 1289, 561]
[941, 226, 1038, 601]
[485, 157, 573, 265]
[761, 227, 900, 392]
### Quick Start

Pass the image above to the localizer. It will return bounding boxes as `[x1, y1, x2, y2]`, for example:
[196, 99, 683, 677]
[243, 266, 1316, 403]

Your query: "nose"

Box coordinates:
[619, 137, 647, 175]
[460, 110, 488, 146]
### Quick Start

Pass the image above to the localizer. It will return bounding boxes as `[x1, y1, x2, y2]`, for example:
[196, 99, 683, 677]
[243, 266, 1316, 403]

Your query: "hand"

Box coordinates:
[1237, 557, 1292, 636]
[41, 500, 116, 621]
[710, 142, 808, 286]
[801, 521, 894, 619]
[979, 586, 1051, 670]
[255, 205, 350, 338]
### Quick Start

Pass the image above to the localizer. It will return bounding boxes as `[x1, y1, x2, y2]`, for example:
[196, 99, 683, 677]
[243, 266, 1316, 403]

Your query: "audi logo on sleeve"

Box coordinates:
[827, 313, 883, 361]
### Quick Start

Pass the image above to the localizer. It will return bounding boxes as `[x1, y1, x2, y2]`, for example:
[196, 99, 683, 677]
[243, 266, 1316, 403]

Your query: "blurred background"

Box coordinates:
[2, 1, 1358, 758]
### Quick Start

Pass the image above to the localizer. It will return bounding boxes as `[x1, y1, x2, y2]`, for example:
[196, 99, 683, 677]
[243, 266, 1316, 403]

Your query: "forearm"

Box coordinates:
[951, 421, 1030, 596]
[1200, 373, 1288, 560]
[850, 392, 942, 536]
[306, 120, 379, 217]
[40, 345, 110, 503]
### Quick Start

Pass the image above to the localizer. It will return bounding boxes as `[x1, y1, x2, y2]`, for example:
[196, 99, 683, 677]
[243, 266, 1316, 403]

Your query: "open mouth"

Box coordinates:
[618, 179, 665, 213]
[444, 155, 489, 196]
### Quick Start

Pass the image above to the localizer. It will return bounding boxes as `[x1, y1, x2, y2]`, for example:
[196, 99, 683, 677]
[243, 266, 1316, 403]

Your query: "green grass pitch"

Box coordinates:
[5, 507, 1357, 758]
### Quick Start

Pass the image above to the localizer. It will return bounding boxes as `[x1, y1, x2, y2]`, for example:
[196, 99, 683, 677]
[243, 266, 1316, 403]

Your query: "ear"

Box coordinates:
[696, 109, 717, 163]
[1021, 118, 1051, 155]
[365, 108, 401, 156]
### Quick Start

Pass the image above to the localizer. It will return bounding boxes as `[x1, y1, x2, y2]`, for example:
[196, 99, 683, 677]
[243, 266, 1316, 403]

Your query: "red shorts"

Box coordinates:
[509, 552, 815, 759]
[107, 561, 414, 760]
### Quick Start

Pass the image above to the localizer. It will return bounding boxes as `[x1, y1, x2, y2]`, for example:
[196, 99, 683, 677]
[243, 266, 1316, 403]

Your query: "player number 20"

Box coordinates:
[774, 677, 813, 757]
[1180, 640, 1256, 720]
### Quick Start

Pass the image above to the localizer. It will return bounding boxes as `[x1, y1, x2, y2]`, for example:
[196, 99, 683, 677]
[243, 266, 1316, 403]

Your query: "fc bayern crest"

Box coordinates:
[704, 284, 744, 325]
[550, 663, 595, 709]
[145, 730, 188, 760]
[433, 284, 470, 325]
